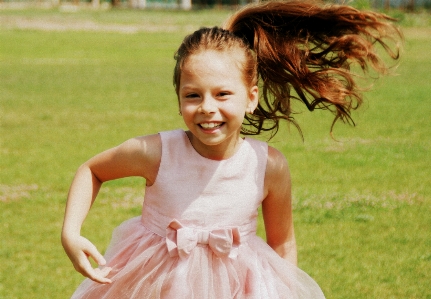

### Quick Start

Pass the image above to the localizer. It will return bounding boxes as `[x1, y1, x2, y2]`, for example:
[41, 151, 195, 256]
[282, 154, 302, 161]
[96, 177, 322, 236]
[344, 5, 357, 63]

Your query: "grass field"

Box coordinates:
[1, 7, 430, 299]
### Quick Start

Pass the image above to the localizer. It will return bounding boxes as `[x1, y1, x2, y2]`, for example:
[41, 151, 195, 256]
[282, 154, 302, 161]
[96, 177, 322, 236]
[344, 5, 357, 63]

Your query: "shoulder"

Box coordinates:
[115, 133, 162, 185]
[266, 146, 289, 177]
[83, 133, 162, 184]
[264, 146, 291, 195]
[120, 133, 161, 158]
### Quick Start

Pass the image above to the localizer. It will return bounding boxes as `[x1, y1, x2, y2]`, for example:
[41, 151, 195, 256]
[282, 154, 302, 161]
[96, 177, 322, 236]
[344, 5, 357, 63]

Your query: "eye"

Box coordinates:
[185, 93, 199, 98]
[217, 91, 231, 98]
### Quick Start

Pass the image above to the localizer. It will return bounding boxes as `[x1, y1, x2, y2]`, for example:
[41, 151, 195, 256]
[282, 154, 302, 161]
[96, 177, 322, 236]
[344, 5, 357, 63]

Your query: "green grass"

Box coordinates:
[1, 8, 430, 299]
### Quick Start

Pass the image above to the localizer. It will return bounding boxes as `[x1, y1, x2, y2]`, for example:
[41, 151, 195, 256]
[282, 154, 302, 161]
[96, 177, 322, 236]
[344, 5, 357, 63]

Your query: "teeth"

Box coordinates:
[200, 122, 222, 129]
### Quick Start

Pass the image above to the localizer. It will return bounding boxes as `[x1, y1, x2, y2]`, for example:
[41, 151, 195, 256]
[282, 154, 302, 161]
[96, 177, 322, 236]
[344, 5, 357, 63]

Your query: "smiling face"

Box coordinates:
[179, 49, 258, 159]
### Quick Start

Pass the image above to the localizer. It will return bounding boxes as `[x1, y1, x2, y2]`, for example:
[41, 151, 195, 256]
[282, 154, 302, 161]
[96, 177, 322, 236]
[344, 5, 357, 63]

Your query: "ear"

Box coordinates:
[246, 85, 259, 114]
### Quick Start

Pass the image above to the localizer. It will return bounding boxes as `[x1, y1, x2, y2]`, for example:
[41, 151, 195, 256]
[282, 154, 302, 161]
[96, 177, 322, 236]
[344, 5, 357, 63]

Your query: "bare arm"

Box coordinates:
[61, 134, 161, 283]
[262, 146, 297, 266]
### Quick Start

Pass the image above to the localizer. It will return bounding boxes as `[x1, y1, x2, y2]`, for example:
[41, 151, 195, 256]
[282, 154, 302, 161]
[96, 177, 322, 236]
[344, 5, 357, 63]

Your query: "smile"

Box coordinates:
[199, 122, 224, 129]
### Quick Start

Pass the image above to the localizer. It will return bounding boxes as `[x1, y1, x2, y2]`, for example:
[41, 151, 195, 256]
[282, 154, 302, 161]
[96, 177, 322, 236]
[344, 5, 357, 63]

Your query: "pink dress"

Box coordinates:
[71, 129, 325, 298]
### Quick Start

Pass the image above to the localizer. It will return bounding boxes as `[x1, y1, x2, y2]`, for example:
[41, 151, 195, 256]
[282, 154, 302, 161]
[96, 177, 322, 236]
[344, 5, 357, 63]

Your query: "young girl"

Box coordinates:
[62, 1, 401, 298]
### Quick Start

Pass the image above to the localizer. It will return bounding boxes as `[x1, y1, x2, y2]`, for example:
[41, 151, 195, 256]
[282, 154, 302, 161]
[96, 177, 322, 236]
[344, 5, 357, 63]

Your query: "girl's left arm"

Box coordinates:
[262, 146, 297, 266]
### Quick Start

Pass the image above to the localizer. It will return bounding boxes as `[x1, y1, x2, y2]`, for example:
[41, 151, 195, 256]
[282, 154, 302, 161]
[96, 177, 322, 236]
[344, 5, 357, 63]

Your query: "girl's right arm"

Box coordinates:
[61, 133, 161, 284]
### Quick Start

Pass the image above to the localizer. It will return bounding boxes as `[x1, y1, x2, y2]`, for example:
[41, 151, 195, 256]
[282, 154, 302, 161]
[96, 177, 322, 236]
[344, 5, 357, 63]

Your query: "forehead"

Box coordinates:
[182, 49, 246, 76]
[180, 50, 245, 85]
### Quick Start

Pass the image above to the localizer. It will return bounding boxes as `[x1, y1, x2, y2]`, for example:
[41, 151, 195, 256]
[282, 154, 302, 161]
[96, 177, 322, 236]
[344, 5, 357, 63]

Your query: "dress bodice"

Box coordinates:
[141, 130, 268, 237]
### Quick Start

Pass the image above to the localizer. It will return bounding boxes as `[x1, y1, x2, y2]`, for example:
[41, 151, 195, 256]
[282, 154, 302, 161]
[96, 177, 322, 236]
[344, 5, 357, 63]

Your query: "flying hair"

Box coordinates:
[173, 0, 402, 138]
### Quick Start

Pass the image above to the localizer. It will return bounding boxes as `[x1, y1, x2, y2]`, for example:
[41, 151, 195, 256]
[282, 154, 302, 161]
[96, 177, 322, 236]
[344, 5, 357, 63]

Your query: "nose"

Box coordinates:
[199, 96, 217, 114]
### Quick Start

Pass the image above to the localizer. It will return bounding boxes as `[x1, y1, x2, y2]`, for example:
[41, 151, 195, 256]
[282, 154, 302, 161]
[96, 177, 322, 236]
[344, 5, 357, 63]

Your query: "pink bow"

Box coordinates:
[166, 219, 240, 259]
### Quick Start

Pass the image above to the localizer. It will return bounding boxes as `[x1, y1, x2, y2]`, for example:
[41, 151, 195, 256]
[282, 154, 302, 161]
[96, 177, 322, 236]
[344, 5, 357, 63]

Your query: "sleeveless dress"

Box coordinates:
[71, 129, 325, 299]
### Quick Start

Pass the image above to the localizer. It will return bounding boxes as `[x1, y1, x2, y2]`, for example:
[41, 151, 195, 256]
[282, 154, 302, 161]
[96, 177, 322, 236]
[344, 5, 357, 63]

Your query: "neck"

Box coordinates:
[185, 131, 243, 161]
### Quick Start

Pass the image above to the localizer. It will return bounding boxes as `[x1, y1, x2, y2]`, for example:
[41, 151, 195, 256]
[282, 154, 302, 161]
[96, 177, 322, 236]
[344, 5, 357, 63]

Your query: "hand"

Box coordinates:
[62, 235, 112, 284]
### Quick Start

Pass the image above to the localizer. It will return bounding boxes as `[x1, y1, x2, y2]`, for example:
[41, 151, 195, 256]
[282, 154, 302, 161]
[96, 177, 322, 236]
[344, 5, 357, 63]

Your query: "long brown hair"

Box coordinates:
[173, 0, 402, 137]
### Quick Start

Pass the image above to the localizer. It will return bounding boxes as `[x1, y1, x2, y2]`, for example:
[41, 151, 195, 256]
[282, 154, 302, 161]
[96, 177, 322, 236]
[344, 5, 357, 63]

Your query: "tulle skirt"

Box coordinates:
[71, 217, 325, 299]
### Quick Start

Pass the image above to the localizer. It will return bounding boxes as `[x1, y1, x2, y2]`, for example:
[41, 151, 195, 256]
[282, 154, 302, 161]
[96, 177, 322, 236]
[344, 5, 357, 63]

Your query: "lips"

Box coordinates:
[199, 122, 224, 129]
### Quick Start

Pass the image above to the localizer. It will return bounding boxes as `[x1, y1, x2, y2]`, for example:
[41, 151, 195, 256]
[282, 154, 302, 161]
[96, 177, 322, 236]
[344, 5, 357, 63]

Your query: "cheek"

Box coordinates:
[221, 102, 247, 122]
[179, 99, 190, 112]
[179, 102, 196, 119]
[224, 96, 249, 114]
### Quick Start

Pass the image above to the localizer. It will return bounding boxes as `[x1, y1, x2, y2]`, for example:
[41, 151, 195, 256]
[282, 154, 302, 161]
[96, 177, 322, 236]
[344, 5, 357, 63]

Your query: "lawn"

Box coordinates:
[0, 7, 430, 299]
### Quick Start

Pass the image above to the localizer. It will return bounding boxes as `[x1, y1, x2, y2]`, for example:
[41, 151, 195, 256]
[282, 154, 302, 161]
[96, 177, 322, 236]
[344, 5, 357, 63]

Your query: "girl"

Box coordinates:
[62, 1, 401, 298]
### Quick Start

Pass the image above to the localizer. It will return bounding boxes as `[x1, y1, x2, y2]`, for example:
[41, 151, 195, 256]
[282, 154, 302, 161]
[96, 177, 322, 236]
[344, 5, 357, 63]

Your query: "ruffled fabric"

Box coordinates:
[71, 217, 325, 299]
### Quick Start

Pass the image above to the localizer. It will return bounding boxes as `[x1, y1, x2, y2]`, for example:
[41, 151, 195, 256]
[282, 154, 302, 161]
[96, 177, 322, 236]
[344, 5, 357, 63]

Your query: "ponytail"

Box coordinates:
[173, 0, 402, 137]
[224, 0, 402, 136]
